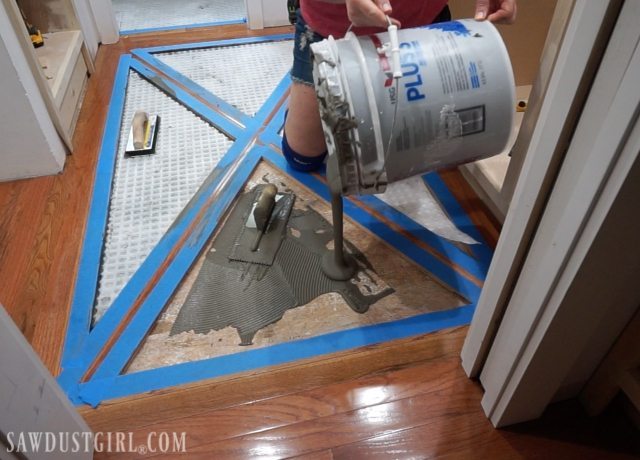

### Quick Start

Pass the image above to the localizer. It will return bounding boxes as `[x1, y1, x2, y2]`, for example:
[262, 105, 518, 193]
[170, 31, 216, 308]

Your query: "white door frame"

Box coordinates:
[72, 0, 118, 47]
[71, 0, 100, 59]
[461, 0, 622, 377]
[245, 0, 289, 29]
[0, 305, 92, 459]
[462, 0, 640, 427]
[88, 0, 118, 44]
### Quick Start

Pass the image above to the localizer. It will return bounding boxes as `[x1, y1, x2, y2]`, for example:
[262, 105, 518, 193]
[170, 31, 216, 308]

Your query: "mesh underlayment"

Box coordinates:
[156, 40, 294, 117]
[113, 0, 245, 32]
[93, 71, 233, 322]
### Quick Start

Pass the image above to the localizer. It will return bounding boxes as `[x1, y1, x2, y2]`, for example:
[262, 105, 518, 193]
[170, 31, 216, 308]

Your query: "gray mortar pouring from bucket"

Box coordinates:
[311, 19, 516, 196]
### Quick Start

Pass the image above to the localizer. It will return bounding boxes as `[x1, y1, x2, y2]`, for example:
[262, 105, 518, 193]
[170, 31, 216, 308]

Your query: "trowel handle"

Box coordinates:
[132, 111, 149, 149]
[253, 184, 278, 232]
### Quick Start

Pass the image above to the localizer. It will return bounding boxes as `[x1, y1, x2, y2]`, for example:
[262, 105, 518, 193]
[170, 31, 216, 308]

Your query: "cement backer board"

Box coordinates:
[127, 161, 467, 374]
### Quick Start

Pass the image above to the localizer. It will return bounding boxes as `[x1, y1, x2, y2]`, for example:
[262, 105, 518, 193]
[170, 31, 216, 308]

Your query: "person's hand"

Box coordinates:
[475, 0, 517, 24]
[345, 0, 400, 28]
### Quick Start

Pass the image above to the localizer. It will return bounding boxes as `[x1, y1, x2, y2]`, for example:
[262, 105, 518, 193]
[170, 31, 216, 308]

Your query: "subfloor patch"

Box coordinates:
[171, 187, 393, 345]
[94, 70, 233, 323]
[113, 0, 245, 32]
[155, 40, 293, 116]
[126, 162, 466, 373]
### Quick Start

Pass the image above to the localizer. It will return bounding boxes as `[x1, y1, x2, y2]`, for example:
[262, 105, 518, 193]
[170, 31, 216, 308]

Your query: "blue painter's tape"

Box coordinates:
[255, 85, 289, 151]
[61, 136, 258, 389]
[78, 303, 475, 406]
[139, 33, 294, 55]
[423, 173, 493, 268]
[90, 147, 264, 380]
[119, 18, 247, 36]
[74, 145, 482, 405]
[60, 55, 132, 371]
[357, 194, 488, 281]
[132, 49, 250, 126]
[261, 150, 481, 302]
[256, 150, 490, 287]
[259, 130, 285, 152]
[60, 82, 261, 393]
[130, 60, 243, 139]
[253, 73, 291, 123]
[263, 103, 287, 141]
[255, 102, 490, 281]
[233, 73, 291, 152]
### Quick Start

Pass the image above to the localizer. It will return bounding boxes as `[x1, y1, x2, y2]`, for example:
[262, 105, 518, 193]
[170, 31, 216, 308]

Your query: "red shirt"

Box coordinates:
[300, 0, 449, 38]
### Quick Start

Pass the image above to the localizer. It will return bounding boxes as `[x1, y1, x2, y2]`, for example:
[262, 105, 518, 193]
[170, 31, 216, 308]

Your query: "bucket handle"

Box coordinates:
[347, 16, 402, 79]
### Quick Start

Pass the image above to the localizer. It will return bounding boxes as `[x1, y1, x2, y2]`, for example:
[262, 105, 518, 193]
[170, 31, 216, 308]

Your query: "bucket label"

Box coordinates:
[424, 21, 471, 37]
[311, 19, 515, 195]
[431, 32, 485, 94]
[400, 40, 428, 102]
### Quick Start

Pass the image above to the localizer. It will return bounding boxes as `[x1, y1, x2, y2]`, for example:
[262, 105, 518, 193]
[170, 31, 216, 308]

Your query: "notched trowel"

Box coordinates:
[125, 110, 160, 156]
[229, 184, 295, 266]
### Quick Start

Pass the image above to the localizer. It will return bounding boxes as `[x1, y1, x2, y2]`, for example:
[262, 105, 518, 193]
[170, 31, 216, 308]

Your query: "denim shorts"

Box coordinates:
[290, 6, 452, 86]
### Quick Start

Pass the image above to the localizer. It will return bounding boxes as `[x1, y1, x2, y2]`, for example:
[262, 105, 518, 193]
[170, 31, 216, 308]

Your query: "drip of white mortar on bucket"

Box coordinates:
[312, 19, 516, 280]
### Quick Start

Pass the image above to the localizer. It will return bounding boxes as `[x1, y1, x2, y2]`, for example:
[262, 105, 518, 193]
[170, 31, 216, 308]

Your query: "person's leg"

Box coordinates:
[285, 84, 326, 158]
[283, 9, 327, 171]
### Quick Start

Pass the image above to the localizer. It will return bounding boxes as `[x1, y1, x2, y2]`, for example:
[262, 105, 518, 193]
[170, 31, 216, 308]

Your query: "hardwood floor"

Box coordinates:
[1, 24, 637, 459]
[85, 328, 639, 459]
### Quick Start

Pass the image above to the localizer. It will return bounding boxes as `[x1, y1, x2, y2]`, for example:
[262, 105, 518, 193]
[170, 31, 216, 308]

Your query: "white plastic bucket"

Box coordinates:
[311, 19, 516, 196]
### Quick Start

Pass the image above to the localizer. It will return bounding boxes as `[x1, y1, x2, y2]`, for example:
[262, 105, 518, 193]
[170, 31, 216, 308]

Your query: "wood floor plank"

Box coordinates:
[0, 37, 127, 373]
[0, 179, 52, 333]
[94, 357, 460, 459]
[439, 168, 501, 248]
[331, 415, 515, 460]
[146, 364, 481, 458]
[288, 450, 335, 460]
[121, 24, 293, 50]
[81, 327, 466, 433]
[332, 402, 640, 460]
[122, 358, 461, 450]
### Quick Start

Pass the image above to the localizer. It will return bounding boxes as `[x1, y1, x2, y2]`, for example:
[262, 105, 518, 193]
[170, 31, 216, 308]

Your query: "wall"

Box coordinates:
[449, 0, 558, 86]
[0, 304, 92, 459]
[0, 3, 66, 182]
[16, 0, 78, 32]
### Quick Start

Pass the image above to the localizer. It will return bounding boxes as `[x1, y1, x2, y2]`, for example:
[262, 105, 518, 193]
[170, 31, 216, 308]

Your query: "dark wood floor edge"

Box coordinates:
[118, 23, 269, 40]
[440, 168, 502, 248]
[53, 43, 130, 377]
[120, 24, 294, 50]
[79, 327, 468, 432]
